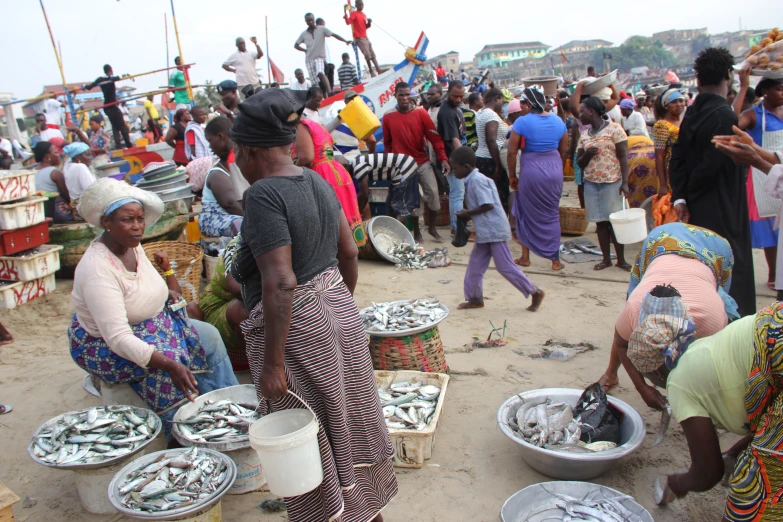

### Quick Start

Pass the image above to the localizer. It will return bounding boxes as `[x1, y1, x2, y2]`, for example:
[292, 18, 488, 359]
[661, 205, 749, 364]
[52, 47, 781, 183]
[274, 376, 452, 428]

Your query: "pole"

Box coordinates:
[170, 0, 193, 101]
[265, 16, 271, 85]
[165, 13, 173, 123]
[39, 0, 77, 124]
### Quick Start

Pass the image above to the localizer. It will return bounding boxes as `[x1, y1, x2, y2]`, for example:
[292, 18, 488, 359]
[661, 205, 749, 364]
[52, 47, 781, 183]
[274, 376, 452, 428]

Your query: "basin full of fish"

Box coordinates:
[110, 447, 235, 516]
[378, 381, 441, 431]
[361, 299, 448, 335]
[173, 399, 259, 446]
[387, 243, 451, 271]
[508, 399, 618, 454]
[523, 490, 646, 522]
[29, 405, 161, 469]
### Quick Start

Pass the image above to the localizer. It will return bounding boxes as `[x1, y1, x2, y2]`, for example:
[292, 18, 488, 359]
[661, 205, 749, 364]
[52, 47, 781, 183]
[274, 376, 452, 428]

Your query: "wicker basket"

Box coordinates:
[143, 240, 204, 303]
[368, 326, 448, 373]
[559, 207, 588, 236]
[423, 194, 450, 227]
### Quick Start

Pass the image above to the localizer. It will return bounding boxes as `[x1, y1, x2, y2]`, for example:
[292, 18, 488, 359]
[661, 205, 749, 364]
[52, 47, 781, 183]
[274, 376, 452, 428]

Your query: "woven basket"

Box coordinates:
[559, 207, 588, 236]
[369, 326, 448, 373]
[143, 240, 204, 303]
[423, 194, 450, 227]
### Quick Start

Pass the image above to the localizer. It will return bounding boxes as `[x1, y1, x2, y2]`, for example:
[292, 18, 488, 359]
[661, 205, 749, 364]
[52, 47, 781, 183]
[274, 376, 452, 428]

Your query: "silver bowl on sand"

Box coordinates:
[497, 388, 645, 480]
[500, 481, 653, 522]
[365, 215, 415, 264]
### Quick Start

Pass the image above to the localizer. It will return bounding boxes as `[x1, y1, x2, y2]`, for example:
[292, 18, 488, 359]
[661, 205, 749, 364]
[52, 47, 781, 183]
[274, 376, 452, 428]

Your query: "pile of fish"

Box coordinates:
[378, 381, 440, 430]
[526, 491, 645, 522]
[361, 299, 446, 333]
[388, 243, 451, 271]
[509, 400, 618, 453]
[31, 406, 158, 466]
[174, 399, 259, 445]
[116, 447, 230, 513]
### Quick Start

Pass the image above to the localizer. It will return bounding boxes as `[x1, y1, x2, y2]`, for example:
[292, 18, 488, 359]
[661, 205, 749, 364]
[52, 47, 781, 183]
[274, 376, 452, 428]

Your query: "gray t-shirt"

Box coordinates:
[232, 169, 341, 312]
[463, 168, 511, 243]
[295, 26, 333, 62]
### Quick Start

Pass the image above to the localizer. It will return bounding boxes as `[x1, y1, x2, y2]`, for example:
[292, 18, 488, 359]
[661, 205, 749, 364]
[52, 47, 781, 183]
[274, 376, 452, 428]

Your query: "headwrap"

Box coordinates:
[619, 98, 636, 110]
[501, 89, 515, 103]
[523, 86, 546, 112]
[583, 96, 607, 116]
[104, 197, 141, 216]
[507, 99, 523, 115]
[63, 142, 89, 159]
[230, 88, 305, 148]
[627, 289, 696, 374]
[187, 156, 219, 192]
[661, 89, 684, 107]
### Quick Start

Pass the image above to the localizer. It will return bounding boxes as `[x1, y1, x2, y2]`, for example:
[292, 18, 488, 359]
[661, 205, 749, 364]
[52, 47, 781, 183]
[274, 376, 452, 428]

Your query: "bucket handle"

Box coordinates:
[622, 196, 629, 212]
[265, 390, 319, 425]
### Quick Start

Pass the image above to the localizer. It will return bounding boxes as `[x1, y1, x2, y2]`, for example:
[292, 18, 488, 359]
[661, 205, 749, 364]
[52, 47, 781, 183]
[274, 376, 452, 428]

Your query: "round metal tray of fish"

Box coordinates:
[500, 481, 652, 522]
[108, 447, 236, 520]
[28, 405, 162, 470]
[497, 388, 645, 480]
[171, 385, 259, 452]
[359, 299, 449, 337]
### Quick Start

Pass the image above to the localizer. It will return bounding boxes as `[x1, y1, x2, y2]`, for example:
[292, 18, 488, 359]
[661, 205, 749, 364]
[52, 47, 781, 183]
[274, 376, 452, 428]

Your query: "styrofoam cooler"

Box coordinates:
[0, 169, 36, 203]
[0, 273, 55, 309]
[0, 196, 48, 230]
[0, 244, 62, 281]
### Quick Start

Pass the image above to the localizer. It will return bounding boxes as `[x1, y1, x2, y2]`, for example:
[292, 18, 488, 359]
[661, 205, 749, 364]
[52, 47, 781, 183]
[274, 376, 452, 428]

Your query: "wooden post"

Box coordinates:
[0, 483, 21, 522]
[39, 0, 77, 124]
[170, 0, 193, 101]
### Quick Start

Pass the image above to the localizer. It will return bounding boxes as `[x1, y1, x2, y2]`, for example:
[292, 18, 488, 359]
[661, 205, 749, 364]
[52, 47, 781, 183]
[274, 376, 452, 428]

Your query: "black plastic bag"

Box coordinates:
[452, 217, 470, 248]
[573, 382, 623, 444]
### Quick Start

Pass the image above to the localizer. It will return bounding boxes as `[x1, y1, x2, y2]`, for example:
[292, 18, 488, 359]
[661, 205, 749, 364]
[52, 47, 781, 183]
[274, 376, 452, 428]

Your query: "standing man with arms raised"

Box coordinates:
[670, 47, 755, 317]
[343, 0, 381, 77]
[295, 13, 352, 95]
[438, 81, 467, 234]
[222, 37, 263, 97]
[383, 82, 450, 243]
[84, 65, 132, 149]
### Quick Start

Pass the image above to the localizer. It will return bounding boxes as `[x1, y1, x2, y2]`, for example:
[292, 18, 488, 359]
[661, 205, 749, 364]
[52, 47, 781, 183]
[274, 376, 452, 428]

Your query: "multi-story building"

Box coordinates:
[425, 51, 460, 74]
[550, 39, 612, 55]
[652, 28, 708, 43]
[475, 42, 550, 69]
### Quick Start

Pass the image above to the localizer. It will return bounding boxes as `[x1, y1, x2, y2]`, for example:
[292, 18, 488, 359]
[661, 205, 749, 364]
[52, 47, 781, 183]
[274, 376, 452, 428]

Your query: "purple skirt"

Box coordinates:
[512, 150, 563, 261]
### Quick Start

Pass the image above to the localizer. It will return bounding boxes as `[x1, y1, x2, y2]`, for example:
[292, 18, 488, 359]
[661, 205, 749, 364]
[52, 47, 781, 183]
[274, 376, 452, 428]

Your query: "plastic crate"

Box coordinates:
[0, 273, 56, 309]
[0, 170, 36, 203]
[0, 244, 63, 281]
[0, 196, 48, 230]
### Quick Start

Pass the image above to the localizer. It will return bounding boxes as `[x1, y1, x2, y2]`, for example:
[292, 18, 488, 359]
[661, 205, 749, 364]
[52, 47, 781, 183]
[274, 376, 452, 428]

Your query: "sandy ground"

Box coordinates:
[0, 214, 776, 521]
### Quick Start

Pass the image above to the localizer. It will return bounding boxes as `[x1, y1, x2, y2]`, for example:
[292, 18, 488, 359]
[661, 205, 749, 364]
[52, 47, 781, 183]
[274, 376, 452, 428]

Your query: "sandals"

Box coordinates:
[594, 260, 612, 271]
[0, 405, 12, 415]
[458, 301, 485, 310]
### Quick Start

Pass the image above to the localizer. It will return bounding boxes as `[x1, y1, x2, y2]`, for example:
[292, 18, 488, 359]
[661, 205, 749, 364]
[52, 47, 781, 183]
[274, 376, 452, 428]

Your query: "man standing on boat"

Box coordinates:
[222, 37, 263, 97]
[295, 12, 353, 95]
[169, 56, 192, 110]
[343, 0, 381, 77]
[84, 65, 133, 150]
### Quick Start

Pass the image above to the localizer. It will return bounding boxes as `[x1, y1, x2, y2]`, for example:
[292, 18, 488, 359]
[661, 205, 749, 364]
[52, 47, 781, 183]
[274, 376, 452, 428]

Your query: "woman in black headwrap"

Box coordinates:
[228, 89, 397, 522]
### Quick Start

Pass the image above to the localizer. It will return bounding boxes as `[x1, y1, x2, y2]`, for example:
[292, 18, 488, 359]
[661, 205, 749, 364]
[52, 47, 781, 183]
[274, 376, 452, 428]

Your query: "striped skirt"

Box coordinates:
[242, 266, 397, 521]
[727, 302, 783, 521]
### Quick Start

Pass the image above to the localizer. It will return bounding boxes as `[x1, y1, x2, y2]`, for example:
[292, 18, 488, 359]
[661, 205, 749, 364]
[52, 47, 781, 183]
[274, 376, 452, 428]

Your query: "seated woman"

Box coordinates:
[33, 141, 73, 223]
[62, 142, 97, 219]
[622, 290, 783, 520]
[186, 236, 249, 371]
[598, 222, 739, 401]
[68, 178, 238, 435]
[165, 108, 192, 167]
[198, 117, 243, 238]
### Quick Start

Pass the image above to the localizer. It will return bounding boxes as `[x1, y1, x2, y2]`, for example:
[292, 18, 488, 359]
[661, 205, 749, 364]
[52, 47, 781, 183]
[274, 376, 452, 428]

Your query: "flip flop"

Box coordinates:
[616, 262, 632, 272]
[0, 405, 12, 415]
[594, 260, 612, 271]
[458, 301, 485, 310]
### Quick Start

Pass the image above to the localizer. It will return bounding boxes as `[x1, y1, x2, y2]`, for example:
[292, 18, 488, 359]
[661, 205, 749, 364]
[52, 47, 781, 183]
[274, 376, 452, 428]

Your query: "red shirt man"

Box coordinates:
[343, 0, 381, 76]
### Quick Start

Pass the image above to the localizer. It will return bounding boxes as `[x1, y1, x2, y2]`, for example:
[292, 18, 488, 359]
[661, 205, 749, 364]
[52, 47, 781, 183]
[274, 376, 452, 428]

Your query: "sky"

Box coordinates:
[1, 0, 779, 102]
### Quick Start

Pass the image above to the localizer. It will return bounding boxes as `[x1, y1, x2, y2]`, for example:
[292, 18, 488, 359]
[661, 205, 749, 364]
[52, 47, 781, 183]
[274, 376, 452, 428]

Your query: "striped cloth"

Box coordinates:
[338, 63, 359, 89]
[242, 266, 397, 521]
[351, 152, 417, 185]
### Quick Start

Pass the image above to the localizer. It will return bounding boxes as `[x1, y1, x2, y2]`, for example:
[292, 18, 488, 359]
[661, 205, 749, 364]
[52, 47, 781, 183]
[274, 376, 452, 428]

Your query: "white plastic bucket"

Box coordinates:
[609, 197, 647, 244]
[226, 446, 266, 494]
[73, 461, 125, 514]
[248, 393, 322, 497]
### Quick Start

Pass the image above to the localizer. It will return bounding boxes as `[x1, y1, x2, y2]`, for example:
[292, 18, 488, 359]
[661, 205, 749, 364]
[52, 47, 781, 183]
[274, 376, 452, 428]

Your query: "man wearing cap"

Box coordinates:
[294, 13, 353, 95]
[619, 99, 649, 137]
[222, 37, 264, 97]
[215, 80, 240, 122]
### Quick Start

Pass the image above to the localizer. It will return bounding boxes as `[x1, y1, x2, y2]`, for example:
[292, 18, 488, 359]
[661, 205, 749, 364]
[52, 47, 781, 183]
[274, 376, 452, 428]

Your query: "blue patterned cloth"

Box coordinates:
[198, 201, 240, 238]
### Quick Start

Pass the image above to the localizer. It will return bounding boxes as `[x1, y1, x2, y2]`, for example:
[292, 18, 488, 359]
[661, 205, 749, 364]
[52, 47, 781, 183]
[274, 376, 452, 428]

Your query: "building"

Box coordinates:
[475, 42, 550, 69]
[550, 39, 612, 54]
[711, 29, 771, 57]
[425, 51, 460, 74]
[652, 28, 708, 43]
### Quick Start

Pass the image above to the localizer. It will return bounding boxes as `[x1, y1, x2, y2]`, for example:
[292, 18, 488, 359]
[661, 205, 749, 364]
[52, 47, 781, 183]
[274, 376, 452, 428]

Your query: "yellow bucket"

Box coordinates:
[340, 97, 380, 140]
[185, 218, 202, 243]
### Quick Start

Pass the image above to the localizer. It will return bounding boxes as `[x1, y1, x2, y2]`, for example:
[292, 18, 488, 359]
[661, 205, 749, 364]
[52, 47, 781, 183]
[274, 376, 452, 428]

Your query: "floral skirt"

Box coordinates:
[199, 201, 241, 238]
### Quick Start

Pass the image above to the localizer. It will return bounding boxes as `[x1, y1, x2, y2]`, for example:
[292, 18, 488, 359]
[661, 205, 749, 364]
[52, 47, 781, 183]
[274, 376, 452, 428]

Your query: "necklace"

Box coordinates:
[589, 120, 608, 136]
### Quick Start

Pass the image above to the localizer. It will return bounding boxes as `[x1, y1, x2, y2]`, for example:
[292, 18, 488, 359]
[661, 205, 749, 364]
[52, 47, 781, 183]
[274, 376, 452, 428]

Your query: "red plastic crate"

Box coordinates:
[0, 218, 51, 256]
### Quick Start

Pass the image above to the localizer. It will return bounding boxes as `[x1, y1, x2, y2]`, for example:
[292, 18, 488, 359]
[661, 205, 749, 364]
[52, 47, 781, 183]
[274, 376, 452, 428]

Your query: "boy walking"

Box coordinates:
[451, 147, 545, 312]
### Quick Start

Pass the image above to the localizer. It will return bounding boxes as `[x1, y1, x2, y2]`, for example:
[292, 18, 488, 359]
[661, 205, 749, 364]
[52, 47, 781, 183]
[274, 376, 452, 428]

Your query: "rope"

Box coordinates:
[366, 20, 408, 49]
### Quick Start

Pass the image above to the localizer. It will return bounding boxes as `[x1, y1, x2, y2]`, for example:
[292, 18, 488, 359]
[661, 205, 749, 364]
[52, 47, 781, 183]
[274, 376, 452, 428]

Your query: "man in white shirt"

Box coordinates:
[222, 37, 264, 97]
[619, 99, 649, 137]
[44, 98, 63, 127]
[35, 113, 64, 142]
[290, 69, 311, 91]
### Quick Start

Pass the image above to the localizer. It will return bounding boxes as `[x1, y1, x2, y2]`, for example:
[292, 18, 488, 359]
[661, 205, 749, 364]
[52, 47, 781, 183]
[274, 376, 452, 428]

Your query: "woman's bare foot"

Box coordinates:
[598, 372, 619, 392]
[428, 227, 443, 242]
[458, 300, 485, 310]
[527, 290, 545, 312]
[515, 257, 531, 267]
[414, 232, 424, 243]
[594, 260, 612, 271]
[552, 260, 564, 271]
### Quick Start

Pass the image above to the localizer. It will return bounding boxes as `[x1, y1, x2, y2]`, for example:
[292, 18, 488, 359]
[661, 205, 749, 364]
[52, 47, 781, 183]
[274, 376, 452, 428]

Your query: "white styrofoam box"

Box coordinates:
[0, 196, 48, 230]
[0, 170, 36, 203]
[0, 273, 56, 309]
[0, 244, 63, 281]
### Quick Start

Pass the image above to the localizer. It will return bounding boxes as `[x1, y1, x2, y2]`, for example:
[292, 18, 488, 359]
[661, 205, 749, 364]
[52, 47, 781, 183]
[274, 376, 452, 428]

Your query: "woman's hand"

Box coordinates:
[738, 66, 752, 88]
[657, 185, 669, 197]
[639, 383, 668, 411]
[168, 289, 184, 304]
[619, 182, 630, 198]
[153, 252, 171, 272]
[510, 175, 519, 191]
[168, 361, 199, 401]
[261, 364, 288, 402]
[712, 125, 754, 148]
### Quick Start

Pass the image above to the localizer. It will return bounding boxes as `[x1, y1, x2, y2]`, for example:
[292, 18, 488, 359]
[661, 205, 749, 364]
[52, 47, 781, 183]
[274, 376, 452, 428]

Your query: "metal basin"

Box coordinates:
[582, 70, 618, 95]
[497, 388, 645, 480]
[136, 172, 188, 190]
[500, 481, 653, 522]
[153, 183, 193, 200]
[141, 163, 179, 181]
[365, 215, 415, 263]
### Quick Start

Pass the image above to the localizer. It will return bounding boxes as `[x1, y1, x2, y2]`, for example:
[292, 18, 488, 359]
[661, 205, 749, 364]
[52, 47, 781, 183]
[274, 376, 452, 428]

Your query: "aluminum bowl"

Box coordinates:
[153, 183, 193, 200]
[141, 164, 179, 181]
[497, 388, 645, 480]
[582, 70, 618, 95]
[644, 85, 668, 97]
[365, 215, 415, 264]
[135, 173, 188, 190]
[359, 300, 449, 337]
[108, 447, 236, 520]
[500, 481, 653, 522]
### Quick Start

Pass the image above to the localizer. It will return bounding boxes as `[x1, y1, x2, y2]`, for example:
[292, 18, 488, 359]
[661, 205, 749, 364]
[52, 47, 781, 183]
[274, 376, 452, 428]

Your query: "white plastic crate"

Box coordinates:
[0, 170, 36, 203]
[375, 370, 449, 469]
[0, 244, 63, 281]
[0, 273, 56, 309]
[0, 196, 48, 230]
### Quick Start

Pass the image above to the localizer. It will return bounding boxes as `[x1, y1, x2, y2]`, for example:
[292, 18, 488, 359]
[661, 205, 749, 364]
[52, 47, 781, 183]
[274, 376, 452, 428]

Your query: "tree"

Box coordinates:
[691, 34, 712, 55]
[593, 36, 676, 72]
[194, 80, 220, 110]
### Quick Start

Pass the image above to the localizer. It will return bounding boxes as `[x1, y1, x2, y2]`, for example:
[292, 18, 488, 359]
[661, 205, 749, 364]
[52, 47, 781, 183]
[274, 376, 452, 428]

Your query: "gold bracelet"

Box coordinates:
[162, 269, 175, 277]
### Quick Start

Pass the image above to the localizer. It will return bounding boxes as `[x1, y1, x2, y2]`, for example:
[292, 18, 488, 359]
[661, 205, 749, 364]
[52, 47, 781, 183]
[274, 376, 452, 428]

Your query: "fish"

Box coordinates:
[361, 299, 446, 333]
[652, 401, 672, 447]
[385, 243, 451, 271]
[174, 398, 260, 444]
[378, 381, 440, 430]
[30, 406, 158, 467]
[116, 448, 230, 513]
[523, 490, 644, 522]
